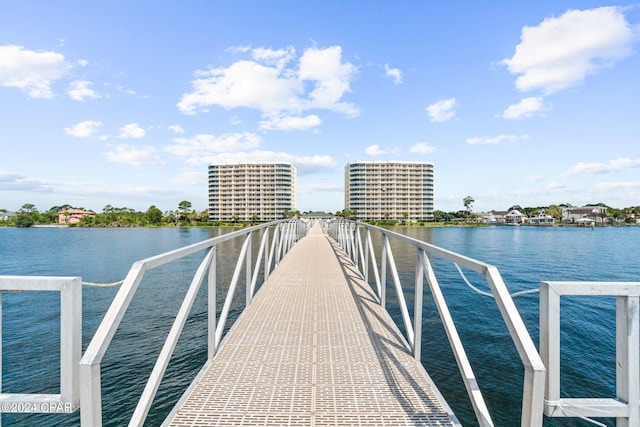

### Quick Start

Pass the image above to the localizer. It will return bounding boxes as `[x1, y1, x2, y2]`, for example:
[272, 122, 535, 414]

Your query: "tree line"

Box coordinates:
[334, 198, 640, 225]
[0, 201, 209, 228]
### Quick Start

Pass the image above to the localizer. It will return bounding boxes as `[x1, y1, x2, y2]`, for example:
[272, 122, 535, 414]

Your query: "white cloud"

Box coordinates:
[64, 120, 103, 138]
[259, 114, 322, 131]
[251, 46, 296, 71]
[410, 142, 437, 154]
[426, 98, 456, 122]
[198, 151, 335, 175]
[165, 132, 262, 163]
[297, 182, 343, 194]
[500, 7, 637, 94]
[502, 96, 550, 120]
[297, 46, 359, 116]
[522, 174, 545, 183]
[104, 144, 164, 167]
[563, 157, 640, 176]
[466, 134, 529, 145]
[364, 144, 386, 156]
[384, 63, 403, 84]
[0, 169, 52, 192]
[117, 123, 146, 139]
[0, 44, 72, 98]
[168, 124, 185, 134]
[68, 80, 101, 102]
[170, 171, 207, 185]
[593, 181, 640, 191]
[177, 45, 358, 123]
[547, 182, 565, 190]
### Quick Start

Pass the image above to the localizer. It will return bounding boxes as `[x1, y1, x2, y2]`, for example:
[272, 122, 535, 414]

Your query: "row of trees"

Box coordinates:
[4, 199, 640, 228]
[460, 196, 640, 224]
[334, 197, 640, 225]
[0, 202, 209, 228]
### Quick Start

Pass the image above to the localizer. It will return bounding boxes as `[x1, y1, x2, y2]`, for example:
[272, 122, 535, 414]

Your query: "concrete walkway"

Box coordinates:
[165, 223, 458, 426]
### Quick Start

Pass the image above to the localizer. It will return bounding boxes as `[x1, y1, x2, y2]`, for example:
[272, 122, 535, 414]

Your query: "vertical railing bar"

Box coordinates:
[349, 223, 356, 263]
[262, 228, 270, 282]
[617, 295, 639, 426]
[413, 249, 424, 361]
[245, 232, 252, 307]
[356, 225, 366, 279]
[81, 262, 148, 427]
[486, 268, 544, 427]
[0, 296, 2, 427]
[208, 245, 217, 359]
[419, 250, 494, 427]
[384, 236, 414, 348]
[128, 247, 215, 427]
[381, 234, 388, 309]
[366, 228, 382, 303]
[287, 220, 296, 252]
[60, 278, 82, 406]
[0, 291, 2, 427]
[214, 234, 251, 348]
[267, 223, 280, 272]
[364, 228, 370, 283]
[276, 222, 287, 265]
[249, 229, 270, 300]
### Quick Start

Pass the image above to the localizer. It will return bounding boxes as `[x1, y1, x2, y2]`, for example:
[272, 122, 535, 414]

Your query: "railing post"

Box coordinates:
[364, 228, 370, 283]
[80, 363, 103, 427]
[381, 234, 387, 309]
[208, 245, 217, 359]
[263, 228, 270, 282]
[414, 249, 424, 360]
[617, 295, 639, 427]
[245, 232, 252, 307]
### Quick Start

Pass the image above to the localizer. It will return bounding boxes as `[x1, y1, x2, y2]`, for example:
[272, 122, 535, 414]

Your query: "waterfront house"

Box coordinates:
[0, 211, 17, 222]
[529, 209, 555, 225]
[505, 209, 525, 224]
[484, 210, 508, 223]
[58, 208, 95, 224]
[562, 206, 607, 223]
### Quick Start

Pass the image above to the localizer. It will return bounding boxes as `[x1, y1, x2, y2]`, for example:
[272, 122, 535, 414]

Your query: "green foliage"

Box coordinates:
[146, 205, 163, 224]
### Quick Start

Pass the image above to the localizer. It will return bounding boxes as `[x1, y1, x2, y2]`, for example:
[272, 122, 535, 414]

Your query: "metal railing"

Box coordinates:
[540, 281, 640, 426]
[79, 219, 307, 427]
[327, 219, 546, 427]
[0, 276, 82, 423]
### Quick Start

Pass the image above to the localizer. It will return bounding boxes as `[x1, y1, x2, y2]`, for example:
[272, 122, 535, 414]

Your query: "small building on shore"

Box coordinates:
[505, 209, 525, 224]
[529, 209, 555, 225]
[58, 208, 95, 224]
[1, 211, 17, 222]
[562, 206, 607, 224]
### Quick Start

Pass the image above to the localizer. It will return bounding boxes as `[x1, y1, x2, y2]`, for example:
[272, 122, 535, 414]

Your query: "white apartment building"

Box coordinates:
[344, 161, 434, 221]
[208, 163, 297, 222]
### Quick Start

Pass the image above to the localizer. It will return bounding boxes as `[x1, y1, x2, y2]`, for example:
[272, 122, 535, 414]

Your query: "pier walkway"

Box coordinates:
[164, 223, 458, 426]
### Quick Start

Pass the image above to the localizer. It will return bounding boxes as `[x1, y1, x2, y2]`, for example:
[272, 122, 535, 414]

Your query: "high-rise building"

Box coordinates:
[208, 163, 297, 222]
[344, 161, 434, 221]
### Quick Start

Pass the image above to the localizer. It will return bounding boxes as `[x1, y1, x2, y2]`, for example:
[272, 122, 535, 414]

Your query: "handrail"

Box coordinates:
[79, 219, 307, 427]
[540, 281, 640, 425]
[327, 219, 546, 427]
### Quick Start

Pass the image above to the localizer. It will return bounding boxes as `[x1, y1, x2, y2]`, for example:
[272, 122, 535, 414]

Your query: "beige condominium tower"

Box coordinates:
[344, 161, 434, 221]
[208, 163, 297, 222]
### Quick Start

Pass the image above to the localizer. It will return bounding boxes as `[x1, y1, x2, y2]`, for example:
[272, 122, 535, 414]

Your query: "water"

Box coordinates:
[1, 225, 638, 426]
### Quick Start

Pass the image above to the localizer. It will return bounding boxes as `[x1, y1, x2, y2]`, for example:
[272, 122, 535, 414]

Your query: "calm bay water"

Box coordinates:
[0, 225, 638, 426]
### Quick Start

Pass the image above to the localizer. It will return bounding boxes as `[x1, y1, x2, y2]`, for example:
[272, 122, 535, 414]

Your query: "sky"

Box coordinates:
[1, 1, 639, 215]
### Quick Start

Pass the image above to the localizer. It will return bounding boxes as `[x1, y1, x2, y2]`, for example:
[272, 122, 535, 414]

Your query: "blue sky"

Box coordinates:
[1, 1, 639, 214]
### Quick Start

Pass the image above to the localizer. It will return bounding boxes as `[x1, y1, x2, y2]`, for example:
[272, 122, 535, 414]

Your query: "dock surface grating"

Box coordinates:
[166, 224, 458, 426]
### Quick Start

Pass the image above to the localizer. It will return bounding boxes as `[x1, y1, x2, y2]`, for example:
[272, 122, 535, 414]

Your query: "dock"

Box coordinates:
[164, 223, 459, 426]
